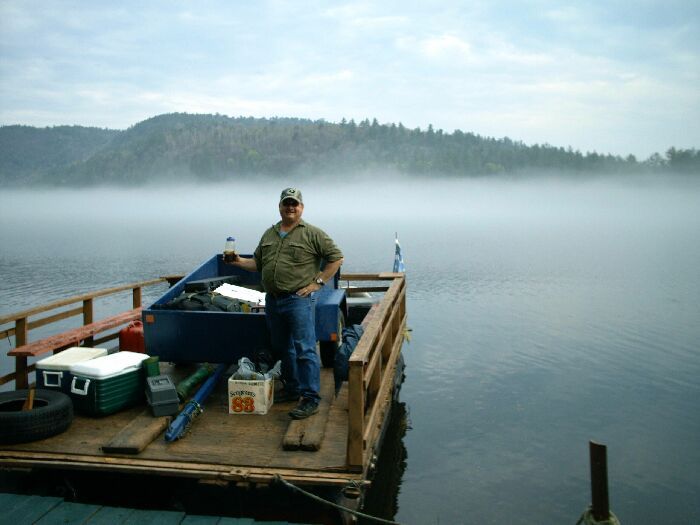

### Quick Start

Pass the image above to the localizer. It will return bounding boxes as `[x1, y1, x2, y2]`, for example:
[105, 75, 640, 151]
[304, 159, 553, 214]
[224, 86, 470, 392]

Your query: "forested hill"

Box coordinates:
[1, 113, 697, 186]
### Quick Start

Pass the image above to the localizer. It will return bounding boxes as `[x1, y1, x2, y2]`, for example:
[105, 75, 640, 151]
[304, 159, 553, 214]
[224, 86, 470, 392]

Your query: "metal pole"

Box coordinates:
[590, 441, 610, 521]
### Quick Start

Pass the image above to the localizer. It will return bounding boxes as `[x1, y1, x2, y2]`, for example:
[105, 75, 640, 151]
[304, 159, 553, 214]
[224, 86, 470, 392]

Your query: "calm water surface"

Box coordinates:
[1, 175, 699, 524]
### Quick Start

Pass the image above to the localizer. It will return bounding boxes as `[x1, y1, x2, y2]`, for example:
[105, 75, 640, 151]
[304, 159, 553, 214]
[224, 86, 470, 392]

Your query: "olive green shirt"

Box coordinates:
[253, 220, 343, 294]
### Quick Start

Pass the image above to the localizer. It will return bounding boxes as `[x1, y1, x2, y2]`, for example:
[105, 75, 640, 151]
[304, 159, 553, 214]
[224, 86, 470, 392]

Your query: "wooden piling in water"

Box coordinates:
[590, 441, 610, 520]
[578, 441, 621, 525]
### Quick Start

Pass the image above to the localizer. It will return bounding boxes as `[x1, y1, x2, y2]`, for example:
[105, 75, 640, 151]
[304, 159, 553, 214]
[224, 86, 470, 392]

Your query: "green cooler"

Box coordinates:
[69, 351, 150, 416]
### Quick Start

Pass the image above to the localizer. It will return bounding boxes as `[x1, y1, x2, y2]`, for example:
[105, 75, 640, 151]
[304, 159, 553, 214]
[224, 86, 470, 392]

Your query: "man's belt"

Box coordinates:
[267, 290, 297, 299]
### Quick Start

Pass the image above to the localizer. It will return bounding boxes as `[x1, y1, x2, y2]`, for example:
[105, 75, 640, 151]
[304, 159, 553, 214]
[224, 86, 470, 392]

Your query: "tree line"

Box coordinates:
[0, 113, 697, 186]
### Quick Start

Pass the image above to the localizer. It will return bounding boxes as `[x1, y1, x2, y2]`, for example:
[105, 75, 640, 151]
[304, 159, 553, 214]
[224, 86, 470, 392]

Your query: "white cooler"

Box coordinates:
[36, 346, 108, 393]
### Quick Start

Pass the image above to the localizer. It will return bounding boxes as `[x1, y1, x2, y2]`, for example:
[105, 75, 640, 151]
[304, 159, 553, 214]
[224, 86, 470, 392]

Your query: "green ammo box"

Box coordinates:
[69, 351, 150, 416]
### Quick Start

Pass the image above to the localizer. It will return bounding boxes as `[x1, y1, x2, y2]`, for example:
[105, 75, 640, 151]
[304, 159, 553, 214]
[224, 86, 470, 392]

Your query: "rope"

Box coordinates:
[274, 475, 401, 525]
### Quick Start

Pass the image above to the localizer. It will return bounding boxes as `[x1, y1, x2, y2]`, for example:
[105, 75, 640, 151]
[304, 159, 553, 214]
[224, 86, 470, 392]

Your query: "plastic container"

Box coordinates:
[145, 375, 180, 416]
[69, 351, 149, 416]
[119, 320, 145, 353]
[142, 356, 160, 377]
[36, 346, 108, 393]
[223, 236, 236, 263]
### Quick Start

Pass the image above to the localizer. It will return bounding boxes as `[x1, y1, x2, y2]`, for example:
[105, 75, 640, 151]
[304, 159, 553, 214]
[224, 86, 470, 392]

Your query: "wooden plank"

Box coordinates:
[180, 515, 222, 524]
[338, 273, 399, 281]
[102, 409, 170, 454]
[301, 377, 337, 451]
[34, 500, 101, 525]
[122, 508, 185, 524]
[132, 286, 142, 309]
[83, 298, 94, 346]
[8, 308, 142, 357]
[0, 364, 36, 387]
[86, 506, 136, 524]
[30, 306, 84, 331]
[350, 279, 402, 363]
[0, 278, 164, 326]
[340, 286, 389, 293]
[363, 312, 407, 457]
[0, 306, 83, 339]
[217, 518, 255, 525]
[282, 375, 335, 451]
[347, 361, 365, 469]
[1, 493, 63, 525]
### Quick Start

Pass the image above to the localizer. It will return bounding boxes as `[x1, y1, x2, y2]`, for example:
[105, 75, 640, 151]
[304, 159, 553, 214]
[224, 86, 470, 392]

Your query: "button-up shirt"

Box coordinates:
[253, 220, 343, 294]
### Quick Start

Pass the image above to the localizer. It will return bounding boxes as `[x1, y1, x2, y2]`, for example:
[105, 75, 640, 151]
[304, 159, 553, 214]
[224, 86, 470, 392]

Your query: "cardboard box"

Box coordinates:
[227, 376, 274, 415]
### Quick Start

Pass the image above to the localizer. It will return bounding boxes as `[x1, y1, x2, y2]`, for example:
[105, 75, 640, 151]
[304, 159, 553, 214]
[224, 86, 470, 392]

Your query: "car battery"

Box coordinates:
[36, 346, 108, 393]
[69, 351, 150, 416]
[145, 375, 180, 417]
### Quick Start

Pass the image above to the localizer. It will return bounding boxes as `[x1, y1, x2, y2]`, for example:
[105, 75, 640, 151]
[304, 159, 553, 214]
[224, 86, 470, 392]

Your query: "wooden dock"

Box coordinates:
[0, 491, 308, 524]
[0, 273, 407, 494]
[1, 367, 359, 487]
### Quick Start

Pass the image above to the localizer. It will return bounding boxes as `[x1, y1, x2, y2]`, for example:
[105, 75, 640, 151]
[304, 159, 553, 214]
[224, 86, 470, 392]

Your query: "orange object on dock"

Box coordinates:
[119, 320, 145, 353]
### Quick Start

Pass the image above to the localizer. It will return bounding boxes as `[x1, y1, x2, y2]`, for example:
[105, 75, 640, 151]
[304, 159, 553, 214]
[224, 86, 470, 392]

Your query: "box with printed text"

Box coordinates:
[227, 376, 274, 415]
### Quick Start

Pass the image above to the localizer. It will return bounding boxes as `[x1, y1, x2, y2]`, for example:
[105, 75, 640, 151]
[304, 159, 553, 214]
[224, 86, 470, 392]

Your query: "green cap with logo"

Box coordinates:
[279, 187, 303, 204]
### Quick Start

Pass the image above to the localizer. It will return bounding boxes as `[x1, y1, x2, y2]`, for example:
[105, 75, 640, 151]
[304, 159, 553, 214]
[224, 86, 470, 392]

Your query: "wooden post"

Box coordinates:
[132, 286, 142, 309]
[15, 317, 28, 389]
[590, 441, 611, 521]
[83, 298, 94, 346]
[347, 361, 365, 470]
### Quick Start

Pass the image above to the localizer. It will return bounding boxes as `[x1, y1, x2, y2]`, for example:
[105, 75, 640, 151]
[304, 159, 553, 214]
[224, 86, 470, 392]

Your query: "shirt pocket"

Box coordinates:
[260, 241, 277, 265]
[289, 242, 316, 264]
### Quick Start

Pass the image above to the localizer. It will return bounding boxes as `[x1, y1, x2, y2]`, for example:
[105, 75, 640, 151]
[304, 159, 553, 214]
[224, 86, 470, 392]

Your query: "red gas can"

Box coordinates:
[119, 320, 146, 353]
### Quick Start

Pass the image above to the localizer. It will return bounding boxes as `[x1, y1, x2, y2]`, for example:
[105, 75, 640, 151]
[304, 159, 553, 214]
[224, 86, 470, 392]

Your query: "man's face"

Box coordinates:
[279, 198, 303, 223]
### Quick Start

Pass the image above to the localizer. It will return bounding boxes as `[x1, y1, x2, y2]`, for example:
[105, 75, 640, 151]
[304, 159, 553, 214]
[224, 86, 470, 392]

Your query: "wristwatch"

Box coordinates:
[315, 276, 325, 286]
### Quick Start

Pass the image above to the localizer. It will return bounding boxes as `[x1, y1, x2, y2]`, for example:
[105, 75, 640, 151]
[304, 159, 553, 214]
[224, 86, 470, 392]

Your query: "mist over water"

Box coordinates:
[1, 174, 699, 524]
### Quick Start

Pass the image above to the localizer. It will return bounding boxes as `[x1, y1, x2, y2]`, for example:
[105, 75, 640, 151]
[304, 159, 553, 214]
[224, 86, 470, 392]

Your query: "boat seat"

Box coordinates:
[8, 308, 142, 358]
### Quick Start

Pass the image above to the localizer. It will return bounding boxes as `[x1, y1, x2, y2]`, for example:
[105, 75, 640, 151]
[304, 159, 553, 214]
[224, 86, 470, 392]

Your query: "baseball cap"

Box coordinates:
[279, 187, 303, 204]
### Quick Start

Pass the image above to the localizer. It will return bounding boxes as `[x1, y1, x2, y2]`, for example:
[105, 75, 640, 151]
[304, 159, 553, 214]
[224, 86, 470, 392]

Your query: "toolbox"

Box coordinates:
[145, 375, 180, 417]
[69, 351, 150, 416]
[36, 346, 108, 393]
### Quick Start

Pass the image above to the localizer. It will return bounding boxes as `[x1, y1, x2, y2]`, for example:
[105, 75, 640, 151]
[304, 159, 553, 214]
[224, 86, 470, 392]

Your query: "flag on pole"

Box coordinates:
[393, 233, 405, 273]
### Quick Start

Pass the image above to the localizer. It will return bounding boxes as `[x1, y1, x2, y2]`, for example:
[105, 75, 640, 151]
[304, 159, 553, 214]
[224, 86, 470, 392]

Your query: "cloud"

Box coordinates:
[0, 0, 698, 157]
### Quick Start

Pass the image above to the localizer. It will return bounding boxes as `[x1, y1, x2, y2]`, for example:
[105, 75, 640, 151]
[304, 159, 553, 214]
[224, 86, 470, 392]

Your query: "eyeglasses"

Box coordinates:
[281, 200, 300, 207]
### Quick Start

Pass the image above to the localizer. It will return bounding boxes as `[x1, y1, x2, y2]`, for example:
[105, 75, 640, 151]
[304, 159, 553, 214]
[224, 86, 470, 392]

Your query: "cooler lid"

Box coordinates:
[36, 346, 108, 370]
[69, 350, 149, 378]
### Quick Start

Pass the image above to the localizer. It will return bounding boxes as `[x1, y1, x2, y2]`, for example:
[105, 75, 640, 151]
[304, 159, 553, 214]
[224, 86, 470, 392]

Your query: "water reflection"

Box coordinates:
[1, 176, 699, 523]
[361, 400, 409, 523]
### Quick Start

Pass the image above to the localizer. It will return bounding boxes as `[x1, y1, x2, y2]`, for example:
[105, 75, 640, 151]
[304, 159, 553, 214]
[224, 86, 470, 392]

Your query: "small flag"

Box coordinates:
[393, 234, 405, 273]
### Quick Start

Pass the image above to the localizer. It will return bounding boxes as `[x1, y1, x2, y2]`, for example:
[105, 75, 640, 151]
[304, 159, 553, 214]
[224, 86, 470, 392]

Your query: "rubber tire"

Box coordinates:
[320, 312, 345, 368]
[0, 389, 73, 445]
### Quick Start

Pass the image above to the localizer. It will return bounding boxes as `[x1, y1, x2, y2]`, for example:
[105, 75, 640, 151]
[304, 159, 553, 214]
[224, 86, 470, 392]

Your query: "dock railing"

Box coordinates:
[0, 277, 176, 390]
[341, 272, 407, 472]
[2, 273, 407, 474]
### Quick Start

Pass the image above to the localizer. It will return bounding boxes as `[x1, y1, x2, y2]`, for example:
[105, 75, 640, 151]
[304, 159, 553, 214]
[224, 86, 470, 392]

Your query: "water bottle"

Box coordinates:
[223, 236, 237, 263]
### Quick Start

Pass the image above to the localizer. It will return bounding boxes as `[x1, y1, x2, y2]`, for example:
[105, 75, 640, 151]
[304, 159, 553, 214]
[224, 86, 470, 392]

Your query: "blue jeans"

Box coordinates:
[265, 293, 320, 402]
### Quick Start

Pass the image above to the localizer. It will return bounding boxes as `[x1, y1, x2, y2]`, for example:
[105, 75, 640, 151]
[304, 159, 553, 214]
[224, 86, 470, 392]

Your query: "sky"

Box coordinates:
[0, 1, 698, 159]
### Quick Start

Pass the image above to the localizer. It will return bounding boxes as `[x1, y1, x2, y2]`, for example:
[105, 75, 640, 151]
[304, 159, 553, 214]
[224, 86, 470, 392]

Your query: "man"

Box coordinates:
[228, 188, 344, 419]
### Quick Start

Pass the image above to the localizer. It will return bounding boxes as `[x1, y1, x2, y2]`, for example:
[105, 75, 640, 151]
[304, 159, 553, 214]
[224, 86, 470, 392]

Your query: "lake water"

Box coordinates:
[1, 175, 699, 524]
